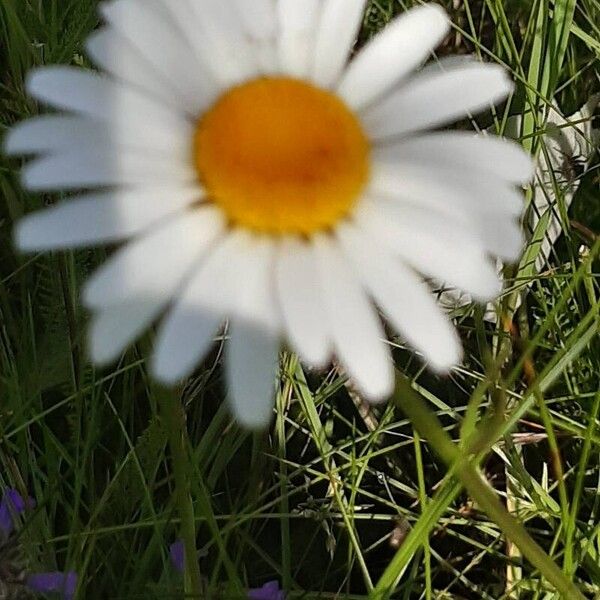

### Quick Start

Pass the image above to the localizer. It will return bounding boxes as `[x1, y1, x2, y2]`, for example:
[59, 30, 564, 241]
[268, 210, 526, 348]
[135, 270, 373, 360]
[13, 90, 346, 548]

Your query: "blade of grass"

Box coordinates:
[374, 375, 586, 600]
[155, 385, 203, 597]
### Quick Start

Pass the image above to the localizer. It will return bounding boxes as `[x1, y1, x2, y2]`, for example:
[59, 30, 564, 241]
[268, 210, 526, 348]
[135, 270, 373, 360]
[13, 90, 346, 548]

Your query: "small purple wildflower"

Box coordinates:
[169, 540, 185, 573]
[0, 489, 28, 535]
[247, 581, 285, 600]
[168, 539, 283, 599]
[26, 571, 77, 600]
[1, 488, 77, 599]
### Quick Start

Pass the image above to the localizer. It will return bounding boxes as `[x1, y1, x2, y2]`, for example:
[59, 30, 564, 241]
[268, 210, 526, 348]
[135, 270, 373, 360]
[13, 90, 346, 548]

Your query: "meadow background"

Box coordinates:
[1, 0, 599, 598]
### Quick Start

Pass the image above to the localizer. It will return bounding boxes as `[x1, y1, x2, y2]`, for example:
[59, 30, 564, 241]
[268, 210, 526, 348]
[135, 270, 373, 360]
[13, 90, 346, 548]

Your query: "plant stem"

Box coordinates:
[157, 385, 203, 597]
[412, 430, 432, 600]
[564, 390, 600, 577]
[372, 375, 585, 600]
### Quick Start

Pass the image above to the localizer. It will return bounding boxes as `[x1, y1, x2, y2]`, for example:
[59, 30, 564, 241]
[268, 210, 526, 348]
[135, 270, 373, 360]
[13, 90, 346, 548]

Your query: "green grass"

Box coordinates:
[1, 0, 599, 598]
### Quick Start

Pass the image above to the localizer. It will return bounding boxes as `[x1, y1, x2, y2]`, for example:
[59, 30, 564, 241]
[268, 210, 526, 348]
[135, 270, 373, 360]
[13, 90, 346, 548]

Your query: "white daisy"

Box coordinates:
[6, 0, 533, 427]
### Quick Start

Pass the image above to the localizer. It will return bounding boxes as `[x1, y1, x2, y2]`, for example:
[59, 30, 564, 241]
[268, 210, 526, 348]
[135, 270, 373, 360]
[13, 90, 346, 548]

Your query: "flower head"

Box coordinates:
[169, 540, 282, 598]
[0, 488, 77, 599]
[0, 489, 29, 537]
[26, 572, 78, 600]
[247, 581, 285, 600]
[169, 540, 185, 573]
[7, 0, 533, 427]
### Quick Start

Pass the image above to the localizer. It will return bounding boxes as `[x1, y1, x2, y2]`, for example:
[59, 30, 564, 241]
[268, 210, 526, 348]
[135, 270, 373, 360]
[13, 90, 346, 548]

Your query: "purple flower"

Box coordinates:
[169, 540, 185, 573]
[1, 489, 76, 598]
[0, 489, 28, 535]
[247, 581, 285, 600]
[168, 539, 283, 599]
[26, 571, 77, 600]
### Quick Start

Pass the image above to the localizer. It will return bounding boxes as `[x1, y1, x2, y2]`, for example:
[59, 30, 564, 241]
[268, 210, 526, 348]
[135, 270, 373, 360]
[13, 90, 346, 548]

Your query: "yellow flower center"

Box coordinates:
[194, 78, 370, 235]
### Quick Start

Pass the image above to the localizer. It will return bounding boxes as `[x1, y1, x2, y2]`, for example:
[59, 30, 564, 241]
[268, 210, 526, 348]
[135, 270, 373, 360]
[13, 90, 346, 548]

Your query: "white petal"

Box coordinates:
[233, 0, 279, 71]
[254, 41, 280, 75]
[15, 186, 203, 250]
[27, 67, 109, 114]
[476, 217, 525, 262]
[89, 301, 159, 365]
[371, 182, 524, 260]
[22, 148, 196, 191]
[176, 230, 283, 418]
[85, 27, 182, 110]
[337, 223, 462, 372]
[185, 0, 261, 87]
[5, 116, 108, 156]
[276, 238, 330, 366]
[368, 165, 526, 261]
[312, 0, 368, 88]
[277, 0, 321, 78]
[153, 0, 226, 92]
[362, 63, 514, 139]
[314, 234, 394, 401]
[26, 67, 192, 155]
[231, 237, 279, 327]
[153, 232, 279, 386]
[82, 208, 224, 309]
[338, 4, 449, 110]
[227, 321, 280, 429]
[356, 200, 502, 300]
[152, 232, 249, 383]
[232, 0, 276, 39]
[369, 160, 524, 217]
[152, 308, 222, 384]
[417, 54, 480, 77]
[100, 0, 216, 115]
[367, 175, 525, 261]
[5, 115, 190, 162]
[373, 132, 535, 184]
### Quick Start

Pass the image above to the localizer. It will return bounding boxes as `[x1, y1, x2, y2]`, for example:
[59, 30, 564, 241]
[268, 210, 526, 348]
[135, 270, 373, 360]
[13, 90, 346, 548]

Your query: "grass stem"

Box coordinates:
[157, 385, 203, 597]
[372, 375, 586, 600]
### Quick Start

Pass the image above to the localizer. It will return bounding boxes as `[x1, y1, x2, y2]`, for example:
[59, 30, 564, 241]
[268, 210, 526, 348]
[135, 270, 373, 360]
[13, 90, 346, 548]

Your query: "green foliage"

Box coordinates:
[0, 0, 599, 598]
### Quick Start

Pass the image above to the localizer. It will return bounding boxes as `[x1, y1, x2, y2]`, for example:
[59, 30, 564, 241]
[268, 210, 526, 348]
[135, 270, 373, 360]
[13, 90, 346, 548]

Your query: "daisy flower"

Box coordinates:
[7, 0, 533, 427]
